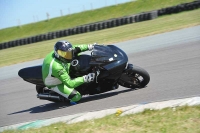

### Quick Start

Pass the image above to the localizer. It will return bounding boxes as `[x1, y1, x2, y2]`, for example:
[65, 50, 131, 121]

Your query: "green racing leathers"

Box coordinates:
[42, 44, 89, 102]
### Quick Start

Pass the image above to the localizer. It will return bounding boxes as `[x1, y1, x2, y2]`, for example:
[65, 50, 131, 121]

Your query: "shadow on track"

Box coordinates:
[8, 88, 134, 115]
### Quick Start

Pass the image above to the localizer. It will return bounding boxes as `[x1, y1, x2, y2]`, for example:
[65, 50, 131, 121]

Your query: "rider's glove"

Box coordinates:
[88, 43, 98, 51]
[83, 73, 96, 83]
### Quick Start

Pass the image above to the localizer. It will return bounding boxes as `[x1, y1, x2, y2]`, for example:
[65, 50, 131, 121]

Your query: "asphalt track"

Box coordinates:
[0, 26, 200, 127]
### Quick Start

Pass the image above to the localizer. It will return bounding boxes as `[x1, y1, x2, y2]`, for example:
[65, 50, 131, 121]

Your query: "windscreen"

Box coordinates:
[91, 45, 115, 63]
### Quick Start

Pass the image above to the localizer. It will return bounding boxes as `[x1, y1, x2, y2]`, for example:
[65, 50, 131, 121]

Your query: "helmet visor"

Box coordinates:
[57, 50, 73, 60]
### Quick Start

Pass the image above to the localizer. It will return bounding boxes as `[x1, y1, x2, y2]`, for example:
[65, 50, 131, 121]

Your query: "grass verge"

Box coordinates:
[3, 106, 200, 133]
[0, 0, 195, 43]
[0, 9, 199, 68]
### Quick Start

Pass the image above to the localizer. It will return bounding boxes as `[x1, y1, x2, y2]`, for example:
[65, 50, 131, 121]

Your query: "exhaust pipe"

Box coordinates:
[37, 93, 60, 101]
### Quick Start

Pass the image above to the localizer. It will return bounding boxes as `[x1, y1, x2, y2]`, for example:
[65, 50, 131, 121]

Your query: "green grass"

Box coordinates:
[0, 0, 195, 43]
[0, 9, 199, 68]
[3, 106, 200, 133]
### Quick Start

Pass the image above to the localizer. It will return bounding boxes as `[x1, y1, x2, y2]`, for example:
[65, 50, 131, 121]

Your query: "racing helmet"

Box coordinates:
[54, 40, 74, 62]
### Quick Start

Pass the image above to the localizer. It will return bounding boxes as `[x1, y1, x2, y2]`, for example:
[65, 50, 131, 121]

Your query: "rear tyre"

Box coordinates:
[36, 85, 45, 94]
[118, 64, 150, 89]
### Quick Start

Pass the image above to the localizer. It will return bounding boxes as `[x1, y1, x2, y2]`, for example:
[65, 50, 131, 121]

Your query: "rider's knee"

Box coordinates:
[69, 90, 81, 102]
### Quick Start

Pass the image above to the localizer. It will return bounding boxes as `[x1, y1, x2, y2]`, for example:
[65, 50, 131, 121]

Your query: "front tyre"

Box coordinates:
[118, 64, 150, 89]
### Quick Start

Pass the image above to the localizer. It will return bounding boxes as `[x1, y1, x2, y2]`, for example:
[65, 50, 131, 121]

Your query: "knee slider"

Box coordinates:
[68, 89, 81, 102]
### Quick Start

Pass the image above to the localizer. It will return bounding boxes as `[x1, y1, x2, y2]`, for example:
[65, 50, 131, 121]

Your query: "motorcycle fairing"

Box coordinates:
[90, 45, 128, 71]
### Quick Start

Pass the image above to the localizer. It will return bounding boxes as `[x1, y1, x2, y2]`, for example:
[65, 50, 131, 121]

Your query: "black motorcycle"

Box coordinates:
[18, 45, 150, 102]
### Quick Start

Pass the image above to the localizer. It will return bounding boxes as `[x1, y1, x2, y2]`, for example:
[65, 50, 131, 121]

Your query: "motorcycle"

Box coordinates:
[18, 45, 150, 102]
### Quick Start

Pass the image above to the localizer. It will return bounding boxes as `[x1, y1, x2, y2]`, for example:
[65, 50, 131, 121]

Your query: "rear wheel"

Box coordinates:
[36, 85, 45, 94]
[118, 64, 150, 89]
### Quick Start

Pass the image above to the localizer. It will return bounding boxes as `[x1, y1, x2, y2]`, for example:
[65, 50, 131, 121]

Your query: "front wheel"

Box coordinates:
[118, 64, 150, 89]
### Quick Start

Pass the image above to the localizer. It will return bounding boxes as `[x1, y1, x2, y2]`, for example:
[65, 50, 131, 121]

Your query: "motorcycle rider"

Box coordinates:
[42, 40, 96, 104]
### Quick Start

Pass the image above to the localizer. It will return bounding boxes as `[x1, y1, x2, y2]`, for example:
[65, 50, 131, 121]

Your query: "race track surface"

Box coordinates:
[0, 26, 200, 127]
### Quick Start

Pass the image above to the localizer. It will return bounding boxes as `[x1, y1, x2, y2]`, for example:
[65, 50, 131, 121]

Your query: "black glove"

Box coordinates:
[74, 47, 81, 56]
